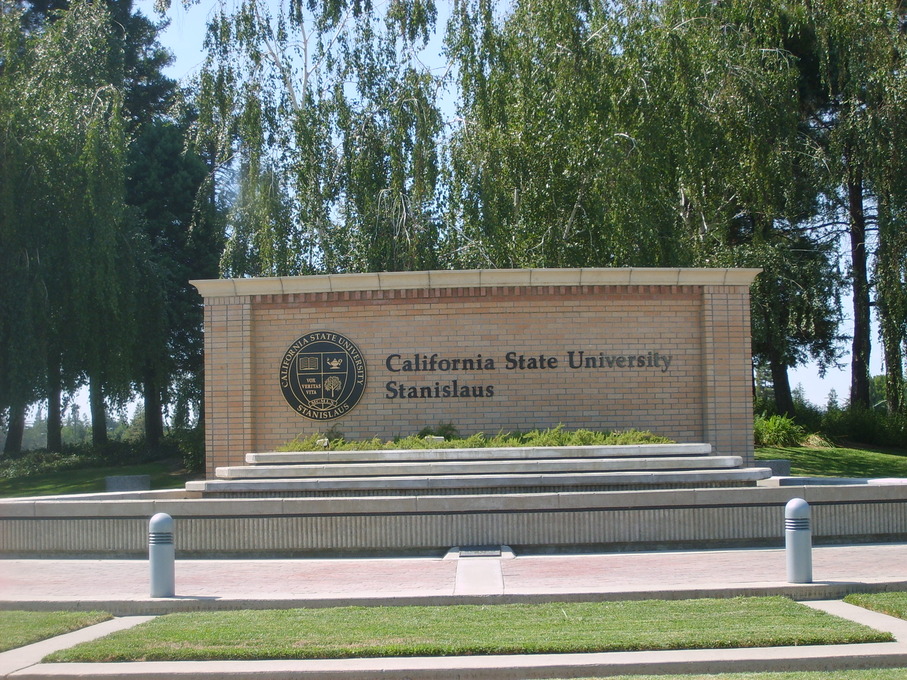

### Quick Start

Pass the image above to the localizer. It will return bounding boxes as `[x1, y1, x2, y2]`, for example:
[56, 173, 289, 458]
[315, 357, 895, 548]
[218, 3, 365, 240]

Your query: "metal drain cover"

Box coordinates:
[459, 546, 502, 557]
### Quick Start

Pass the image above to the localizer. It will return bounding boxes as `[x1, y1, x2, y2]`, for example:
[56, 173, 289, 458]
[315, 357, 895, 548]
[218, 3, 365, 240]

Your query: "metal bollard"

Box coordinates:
[785, 498, 812, 584]
[149, 512, 175, 597]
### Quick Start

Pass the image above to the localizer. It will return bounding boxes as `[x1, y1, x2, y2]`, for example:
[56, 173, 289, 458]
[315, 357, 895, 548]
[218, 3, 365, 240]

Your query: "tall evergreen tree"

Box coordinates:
[125, 119, 217, 445]
[783, 0, 907, 411]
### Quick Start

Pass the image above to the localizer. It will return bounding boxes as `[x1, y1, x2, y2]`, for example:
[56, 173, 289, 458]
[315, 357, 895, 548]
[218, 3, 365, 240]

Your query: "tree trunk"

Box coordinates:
[46, 354, 63, 452]
[143, 365, 164, 448]
[848, 166, 871, 410]
[3, 401, 26, 455]
[876, 196, 906, 415]
[89, 374, 108, 448]
[770, 355, 795, 417]
[881, 337, 904, 415]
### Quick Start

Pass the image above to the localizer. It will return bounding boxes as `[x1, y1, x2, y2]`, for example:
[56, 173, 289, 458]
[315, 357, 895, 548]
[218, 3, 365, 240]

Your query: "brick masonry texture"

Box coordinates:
[195, 269, 760, 477]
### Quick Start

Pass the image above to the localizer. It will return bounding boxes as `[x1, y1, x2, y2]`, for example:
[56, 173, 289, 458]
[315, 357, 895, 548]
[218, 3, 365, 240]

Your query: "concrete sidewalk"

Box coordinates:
[2, 544, 907, 678]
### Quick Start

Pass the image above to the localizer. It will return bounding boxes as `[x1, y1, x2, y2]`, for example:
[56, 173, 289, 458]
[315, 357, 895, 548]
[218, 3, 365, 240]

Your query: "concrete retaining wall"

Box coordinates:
[3, 484, 906, 557]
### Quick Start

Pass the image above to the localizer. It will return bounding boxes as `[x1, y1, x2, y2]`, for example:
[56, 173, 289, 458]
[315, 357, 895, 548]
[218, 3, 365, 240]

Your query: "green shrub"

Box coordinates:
[820, 408, 907, 449]
[280, 426, 672, 452]
[168, 428, 205, 475]
[0, 432, 205, 481]
[754, 414, 805, 447]
[417, 423, 460, 440]
[791, 399, 825, 435]
[0, 449, 105, 479]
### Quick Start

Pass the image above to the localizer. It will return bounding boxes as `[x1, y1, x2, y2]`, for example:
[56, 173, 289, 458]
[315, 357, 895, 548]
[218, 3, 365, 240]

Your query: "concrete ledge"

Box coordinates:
[7, 638, 907, 679]
[191, 268, 762, 299]
[197, 467, 771, 492]
[216, 456, 744, 480]
[3, 482, 907, 557]
[5, 482, 907, 518]
[246, 443, 715, 464]
[761, 459, 791, 476]
[8, 580, 907, 617]
[105, 475, 150, 492]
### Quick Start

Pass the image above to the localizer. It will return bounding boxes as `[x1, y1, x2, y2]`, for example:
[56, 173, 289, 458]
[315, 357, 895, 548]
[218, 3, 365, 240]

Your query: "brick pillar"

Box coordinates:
[701, 285, 755, 465]
[203, 297, 253, 477]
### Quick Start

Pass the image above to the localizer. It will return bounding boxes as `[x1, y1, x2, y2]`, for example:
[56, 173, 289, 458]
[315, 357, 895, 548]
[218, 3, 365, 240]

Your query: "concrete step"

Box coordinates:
[191, 467, 773, 495]
[245, 443, 713, 465]
[216, 455, 743, 480]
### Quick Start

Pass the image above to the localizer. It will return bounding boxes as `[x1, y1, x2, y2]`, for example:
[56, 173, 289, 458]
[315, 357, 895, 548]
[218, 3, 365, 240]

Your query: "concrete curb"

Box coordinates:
[6, 580, 907, 616]
[9, 642, 907, 679]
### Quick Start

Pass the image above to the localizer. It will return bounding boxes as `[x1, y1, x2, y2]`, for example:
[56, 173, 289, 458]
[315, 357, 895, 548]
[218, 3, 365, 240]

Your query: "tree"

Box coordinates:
[746, 236, 846, 415]
[9, 0, 217, 452]
[191, 0, 444, 276]
[0, 2, 45, 453]
[0, 0, 127, 454]
[444, 0, 844, 414]
[124, 119, 217, 446]
[784, 0, 907, 411]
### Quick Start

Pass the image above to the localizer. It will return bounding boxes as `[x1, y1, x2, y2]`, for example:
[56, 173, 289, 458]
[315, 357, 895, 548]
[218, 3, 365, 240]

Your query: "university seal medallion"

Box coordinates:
[279, 331, 367, 420]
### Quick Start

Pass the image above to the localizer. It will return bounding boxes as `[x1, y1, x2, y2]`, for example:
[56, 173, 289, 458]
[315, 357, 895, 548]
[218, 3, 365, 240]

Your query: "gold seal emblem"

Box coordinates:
[279, 331, 367, 420]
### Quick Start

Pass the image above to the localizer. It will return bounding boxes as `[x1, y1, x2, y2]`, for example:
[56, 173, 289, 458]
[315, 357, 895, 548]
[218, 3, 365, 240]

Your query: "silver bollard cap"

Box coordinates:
[149, 512, 173, 532]
[785, 497, 810, 519]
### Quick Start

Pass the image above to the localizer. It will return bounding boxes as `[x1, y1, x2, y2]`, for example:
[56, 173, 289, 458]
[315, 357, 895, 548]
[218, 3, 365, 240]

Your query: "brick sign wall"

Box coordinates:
[192, 268, 760, 476]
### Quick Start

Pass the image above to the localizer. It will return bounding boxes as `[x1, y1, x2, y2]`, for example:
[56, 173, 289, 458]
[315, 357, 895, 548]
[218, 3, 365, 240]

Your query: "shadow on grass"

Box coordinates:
[756, 445, 907, 479]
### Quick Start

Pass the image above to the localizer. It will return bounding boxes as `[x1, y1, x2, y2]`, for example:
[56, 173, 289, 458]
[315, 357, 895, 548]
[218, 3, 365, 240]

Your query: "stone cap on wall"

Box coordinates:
[191, 267, 762, 299]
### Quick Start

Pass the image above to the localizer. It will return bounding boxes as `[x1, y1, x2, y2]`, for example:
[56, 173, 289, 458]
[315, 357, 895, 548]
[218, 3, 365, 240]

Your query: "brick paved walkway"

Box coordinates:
[2, 543, 906, 608]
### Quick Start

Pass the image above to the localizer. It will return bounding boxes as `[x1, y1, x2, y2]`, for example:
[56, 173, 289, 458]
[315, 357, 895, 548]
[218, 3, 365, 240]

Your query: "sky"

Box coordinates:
[135, 0, 882, 410]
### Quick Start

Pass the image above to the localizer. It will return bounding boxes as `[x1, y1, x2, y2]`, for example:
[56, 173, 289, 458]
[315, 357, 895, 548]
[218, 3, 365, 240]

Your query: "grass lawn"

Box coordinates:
[845, 592, 907, 620]
[44, 597, 890, 662]
[564, 672, 907, 679]
[0, 459, 189, 498]
[0, 611, 111, 653]
[755, 445, 907, 478]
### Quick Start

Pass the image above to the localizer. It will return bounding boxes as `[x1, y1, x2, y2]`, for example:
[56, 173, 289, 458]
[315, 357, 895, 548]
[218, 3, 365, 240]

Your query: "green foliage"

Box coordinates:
[124, 119, 220, 446]
[754, 414, 806, 447]
[820, 408, 907, 450]
[0, 0, 144, 453]
[280, 427, 671, 452]
[168, 427, 206, 475]
[0, 438, 173, 477]
[755, 386, 907, 450]
[195, 0, 443, 275]
[0, 449, 106, 481]
[0, 430, 201, 496]
[0, 611, 111, 653]
[5, 0, 907, 458]
[416, 423, 459, 439]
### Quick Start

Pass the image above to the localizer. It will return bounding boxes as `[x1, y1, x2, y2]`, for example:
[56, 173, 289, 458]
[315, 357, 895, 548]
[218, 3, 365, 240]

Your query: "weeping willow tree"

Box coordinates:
[188, 0, 445, 275]
[443, 1, 812, 267]
[443, 0, 845, 411]
[0, 0, 128, 452]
